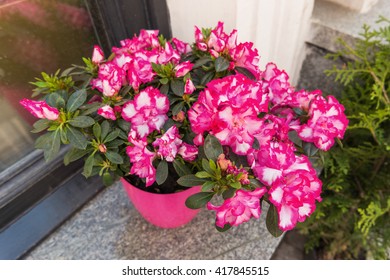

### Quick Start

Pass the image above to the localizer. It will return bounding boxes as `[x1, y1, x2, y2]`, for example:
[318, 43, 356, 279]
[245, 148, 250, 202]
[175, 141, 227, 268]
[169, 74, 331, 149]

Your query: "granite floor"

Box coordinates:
[25, 182, 284, 260]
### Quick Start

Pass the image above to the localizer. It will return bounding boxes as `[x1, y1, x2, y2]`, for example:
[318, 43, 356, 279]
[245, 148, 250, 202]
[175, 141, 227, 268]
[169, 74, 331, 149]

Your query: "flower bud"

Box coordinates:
[217, 154, 232, 171]
[172, 111, 185, 122]
[98, 144, 107, 153]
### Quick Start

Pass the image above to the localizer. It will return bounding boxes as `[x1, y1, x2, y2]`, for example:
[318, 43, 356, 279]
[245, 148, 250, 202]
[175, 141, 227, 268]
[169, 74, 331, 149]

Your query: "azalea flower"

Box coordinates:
[91, 45, 104, 64]
[20, 98, 59, 120]
[126, 130, 156, 187]
[207, 188, 267, 228]
[97, 105, 116, 120]
[121, 87, 169, 138]
[91, 61, 125, 97]
[178, 143, 198, 161]
[153, 126, 182, 162]
[174, 61, 193, 77]
[298, 95, 348, 150]
[269, 167, 322, 231]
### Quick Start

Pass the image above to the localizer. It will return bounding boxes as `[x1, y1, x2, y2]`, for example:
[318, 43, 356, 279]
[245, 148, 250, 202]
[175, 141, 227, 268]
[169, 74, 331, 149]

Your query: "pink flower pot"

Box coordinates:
[121, 178, 201, 228]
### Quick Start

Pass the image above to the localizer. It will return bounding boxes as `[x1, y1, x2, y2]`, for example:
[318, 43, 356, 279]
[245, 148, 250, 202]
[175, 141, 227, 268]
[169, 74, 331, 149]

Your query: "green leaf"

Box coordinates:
[170, 79, 185, 96]
[204, 134, 223, 161]
[288, 130, 302, 148]
[66, 89, 87, 112]
[303, 142, 319, 157]
[200, 71, 215, 85]
[104, 129, 120, 143]
[31, 119, 50, 133]
[155, 160, 169, 185]
[35, 133, 53, 149]
[66, 126, 88, 149]
[222, 188, 236, 199]
[106, 139, 125, 149]
[266, 204, 284, 237]
[173, 159, 192, 177]
[81, 102, 101, 116]
[215, 56, 230, 72]
[185, 192, 214, 209]
[105, 150, 123, 164]
[230, 181, 241, 189]
[249, 178, 263, 188]
[43, 130, 61, 162]
[252, 137, 260, 150]
[101, 121, 110, 140]
[201, 181, 215, 192]
[235, 66, 256, 80]
[196, 171, 212, 178]
[117, 119, 130, 132]
[177, 174, 209, 187]
[160, 83, 169, 95]
[193, 56, 213, 68]
[159, 77, 169, 84]
[68, 116, 95, 128]
[93, 123, 101, 140]
[46, 92, 65, 108]
[216, 224, 232, 232]
[172, 102, 184, 116]
[64, 147, 88, 165]
[102, 171, 114, 186]
[202, 158, 215, 175]
[83, 154, 95, 178]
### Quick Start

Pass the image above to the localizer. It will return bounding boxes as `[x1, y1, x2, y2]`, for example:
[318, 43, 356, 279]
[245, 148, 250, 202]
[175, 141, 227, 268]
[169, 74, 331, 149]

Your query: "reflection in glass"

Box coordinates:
[0, 0, 96, 172]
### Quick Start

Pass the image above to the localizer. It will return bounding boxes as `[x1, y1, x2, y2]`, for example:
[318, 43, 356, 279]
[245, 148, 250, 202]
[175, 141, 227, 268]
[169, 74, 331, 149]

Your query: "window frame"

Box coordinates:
[0, 0, 171, 259]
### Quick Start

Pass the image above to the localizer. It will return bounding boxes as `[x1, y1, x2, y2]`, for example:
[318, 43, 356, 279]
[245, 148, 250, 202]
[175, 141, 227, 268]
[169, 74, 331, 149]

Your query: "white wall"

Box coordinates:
[166, 0, 314, 85]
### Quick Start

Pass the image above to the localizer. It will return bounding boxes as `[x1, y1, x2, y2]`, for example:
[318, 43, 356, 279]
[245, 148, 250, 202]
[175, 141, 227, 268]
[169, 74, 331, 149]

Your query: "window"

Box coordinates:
[0, 0, 171, 259]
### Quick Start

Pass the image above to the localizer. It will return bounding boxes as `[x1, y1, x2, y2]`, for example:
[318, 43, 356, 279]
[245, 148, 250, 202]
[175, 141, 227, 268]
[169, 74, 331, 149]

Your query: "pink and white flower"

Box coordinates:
[91, 61, 125, 97]
[97, 105, 116, 120]
[298, 95, 348, 151]
[269, 167, 322, 231]
[188, 74, 268, 155]
[126, 130, 156, 187]
[121, 87, 169, 137]
[152, 126, 182, 162]
[20, 98, 59, 120]
[174, 61, 193, 77]
[184, 79, 196, 94]
[92, 45, 104, 64]
[207, 188, 267, 228]
[178, 143, 198, 161]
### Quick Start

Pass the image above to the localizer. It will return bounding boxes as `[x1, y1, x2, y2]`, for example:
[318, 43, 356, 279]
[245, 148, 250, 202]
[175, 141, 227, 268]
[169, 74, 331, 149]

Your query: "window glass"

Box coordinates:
[0, 0, 96, 172]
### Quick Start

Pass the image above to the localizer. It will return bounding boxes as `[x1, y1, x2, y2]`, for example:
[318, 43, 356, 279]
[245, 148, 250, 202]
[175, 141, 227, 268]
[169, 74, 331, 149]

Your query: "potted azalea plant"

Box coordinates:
[20, 22, 348, 234]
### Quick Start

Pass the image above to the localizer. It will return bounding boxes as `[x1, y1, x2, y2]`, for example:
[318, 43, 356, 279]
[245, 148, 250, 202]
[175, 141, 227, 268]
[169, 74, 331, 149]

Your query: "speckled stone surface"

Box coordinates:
[313, 0, 390, 38]
[25, 182, 282, 260]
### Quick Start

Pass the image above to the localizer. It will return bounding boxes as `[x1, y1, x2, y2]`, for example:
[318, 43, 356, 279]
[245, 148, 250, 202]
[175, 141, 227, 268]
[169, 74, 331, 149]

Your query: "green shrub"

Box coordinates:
[298, 16, 390, 259]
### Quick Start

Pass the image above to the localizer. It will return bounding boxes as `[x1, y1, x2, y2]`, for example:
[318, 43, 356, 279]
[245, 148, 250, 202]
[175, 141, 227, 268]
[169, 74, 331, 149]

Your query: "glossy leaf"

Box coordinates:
[69, 116, 95, 128]
[31, 119, 50, 133]
[64, 147, 88, 166]
[66, 89, 87, 112]
[177, 174, 208, 187]
[66, 126, 88, 149]
[171, 79, 185, 96]
[105, 150, 123, 164]
[93, 123, 101, 140]
[266, 204, 284, 237]
[204, 134, 223, 161]
[156, 160, 168, 185]
[215, 56, 230, 72]
[83, 154, 95, 178]
[235, 66, 256, 80]
[185, 192, 214, 209]
[43, 130, 61, 162]
[173, 159, 192, 177]
[216, 224, 232, 232]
